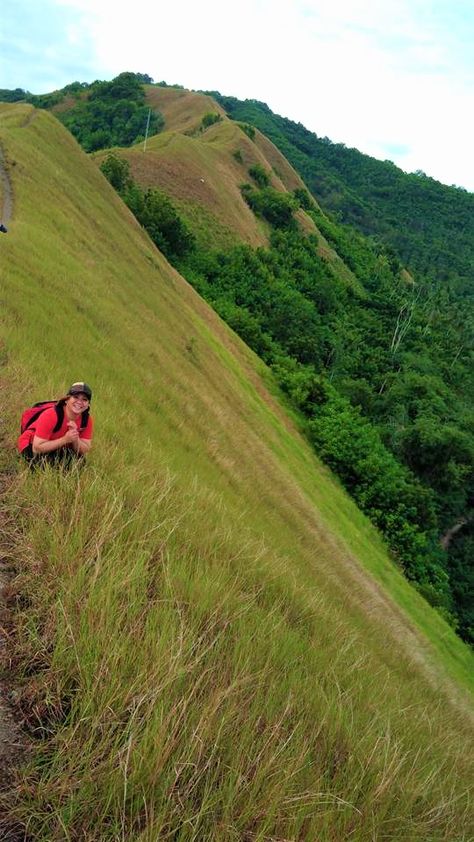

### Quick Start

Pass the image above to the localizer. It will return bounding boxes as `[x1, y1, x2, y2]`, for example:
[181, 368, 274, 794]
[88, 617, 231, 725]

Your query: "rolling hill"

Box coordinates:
[92, 85, 359, 292]
[0, 101, 473, 840]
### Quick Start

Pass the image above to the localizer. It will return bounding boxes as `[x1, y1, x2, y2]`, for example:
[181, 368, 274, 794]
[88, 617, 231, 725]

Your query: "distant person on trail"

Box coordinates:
[18, 382, 94, 467]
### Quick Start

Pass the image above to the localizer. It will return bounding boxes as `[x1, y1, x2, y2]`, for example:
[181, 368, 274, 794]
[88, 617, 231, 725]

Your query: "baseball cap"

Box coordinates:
[68, 382, 92, 400]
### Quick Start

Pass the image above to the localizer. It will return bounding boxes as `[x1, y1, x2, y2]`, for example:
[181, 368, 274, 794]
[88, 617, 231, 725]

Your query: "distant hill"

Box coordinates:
[92, 86, 358, 293]
[208, 93, 474, 294]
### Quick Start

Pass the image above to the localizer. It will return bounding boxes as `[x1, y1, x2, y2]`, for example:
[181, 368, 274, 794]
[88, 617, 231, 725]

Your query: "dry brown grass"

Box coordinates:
[145, 86, 226, 134]
[95, 130, 269, 248]
[94, 86, 361, 288]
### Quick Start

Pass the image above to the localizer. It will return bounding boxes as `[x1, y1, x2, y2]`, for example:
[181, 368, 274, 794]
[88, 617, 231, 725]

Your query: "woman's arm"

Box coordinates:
[32, 425, 79, 454]
[32, 433, 70, 453]
[71, 436, 92, 455]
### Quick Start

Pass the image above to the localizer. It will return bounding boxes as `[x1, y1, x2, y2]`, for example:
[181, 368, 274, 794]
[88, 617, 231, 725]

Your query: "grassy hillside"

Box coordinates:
[1, 103, 473, 840]
[144, 86, 226, 135]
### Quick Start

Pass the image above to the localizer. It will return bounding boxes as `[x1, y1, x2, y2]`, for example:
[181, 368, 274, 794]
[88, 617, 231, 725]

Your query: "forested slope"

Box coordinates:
[210, 94, 474, 290]
[1, 101, 473, 840]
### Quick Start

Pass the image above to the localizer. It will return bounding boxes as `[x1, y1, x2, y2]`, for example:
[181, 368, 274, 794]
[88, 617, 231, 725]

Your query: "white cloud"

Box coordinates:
[41, 0, 474, 189]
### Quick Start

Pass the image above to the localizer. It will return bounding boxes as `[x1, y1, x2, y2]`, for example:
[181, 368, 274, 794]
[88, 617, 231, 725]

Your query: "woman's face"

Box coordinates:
[67, 393, 90, 416]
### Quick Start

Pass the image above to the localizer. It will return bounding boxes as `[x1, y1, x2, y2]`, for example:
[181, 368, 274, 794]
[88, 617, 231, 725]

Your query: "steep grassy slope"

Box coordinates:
[1, 103, 473, 840]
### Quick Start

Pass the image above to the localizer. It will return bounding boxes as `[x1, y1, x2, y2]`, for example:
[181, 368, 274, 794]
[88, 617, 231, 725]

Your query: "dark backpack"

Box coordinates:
[20, 401, 89, 435]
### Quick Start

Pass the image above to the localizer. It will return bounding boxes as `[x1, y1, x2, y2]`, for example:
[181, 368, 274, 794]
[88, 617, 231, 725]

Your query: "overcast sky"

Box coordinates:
[2, 0, 473, 191]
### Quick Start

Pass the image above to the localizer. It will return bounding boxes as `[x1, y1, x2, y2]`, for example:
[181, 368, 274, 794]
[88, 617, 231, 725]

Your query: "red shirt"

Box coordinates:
[18, 407, 94, 453]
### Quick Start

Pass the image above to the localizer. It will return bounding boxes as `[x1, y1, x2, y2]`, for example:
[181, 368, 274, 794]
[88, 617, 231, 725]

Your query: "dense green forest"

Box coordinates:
[0, 73, 163, 151]
[2, 76, 472, 643]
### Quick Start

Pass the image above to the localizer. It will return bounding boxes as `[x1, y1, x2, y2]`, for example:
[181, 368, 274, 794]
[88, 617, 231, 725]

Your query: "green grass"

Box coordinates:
[173, 198, 241, 251]
[1, 103, 473, 840]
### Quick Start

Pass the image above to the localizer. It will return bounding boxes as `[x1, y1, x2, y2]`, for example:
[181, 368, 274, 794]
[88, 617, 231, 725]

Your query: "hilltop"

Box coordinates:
[93, 85, 358, 292]
[0, 97, 473, 839]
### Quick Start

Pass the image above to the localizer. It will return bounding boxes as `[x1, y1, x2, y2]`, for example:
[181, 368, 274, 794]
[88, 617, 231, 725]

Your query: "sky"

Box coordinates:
[1, 0, 473, 191]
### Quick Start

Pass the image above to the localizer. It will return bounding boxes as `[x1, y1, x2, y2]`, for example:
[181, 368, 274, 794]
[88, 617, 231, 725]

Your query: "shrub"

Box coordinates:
[201, 113, 222, 129]
[100, 154, 132, 194]
[293, 187, 313, 210]
[241, 184, 297, 229]
[0, 87, 29, 102]
[248, 163, 270, 188]
[125, 186, 195, 260]
[238, 122, 255, 140]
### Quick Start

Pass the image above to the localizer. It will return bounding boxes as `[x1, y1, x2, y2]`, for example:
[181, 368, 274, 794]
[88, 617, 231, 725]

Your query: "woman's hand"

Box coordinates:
[64, 421, 79, 444]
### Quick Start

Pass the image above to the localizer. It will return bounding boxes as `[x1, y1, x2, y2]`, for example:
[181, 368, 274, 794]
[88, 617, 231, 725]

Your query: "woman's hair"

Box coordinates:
[56, 396, 90, 429]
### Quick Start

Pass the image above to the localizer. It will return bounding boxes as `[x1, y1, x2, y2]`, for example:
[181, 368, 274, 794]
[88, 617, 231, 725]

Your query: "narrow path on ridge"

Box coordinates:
[0, 132, 20, 787]
[0, 128, 26, 834]
[0, 144, 13, 229]
[0, 474, 25, 839]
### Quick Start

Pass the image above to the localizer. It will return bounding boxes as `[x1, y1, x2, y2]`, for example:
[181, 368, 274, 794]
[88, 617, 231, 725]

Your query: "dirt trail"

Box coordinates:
[0, 404, 24, 833]
[0, 540, 25, 842]
[0, 141, 20, 785]
[0, 144, 13, 227]
[0, 566, 22, 783]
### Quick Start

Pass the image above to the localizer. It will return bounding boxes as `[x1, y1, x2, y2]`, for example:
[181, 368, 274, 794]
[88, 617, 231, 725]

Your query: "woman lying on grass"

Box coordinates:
[18, 382, 94, 468]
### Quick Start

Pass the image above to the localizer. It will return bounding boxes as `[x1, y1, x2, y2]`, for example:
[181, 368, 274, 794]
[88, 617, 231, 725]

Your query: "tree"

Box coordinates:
[125, 186, 195, 260]
[57, 73, 164, 151]
[293, 187, 313, 210]
[100, 154, 132, 193]
[248, 163, 270, 188]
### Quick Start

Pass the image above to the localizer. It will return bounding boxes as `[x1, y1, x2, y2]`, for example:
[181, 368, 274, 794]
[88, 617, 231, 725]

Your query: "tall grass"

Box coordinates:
[1, 104, 473, 839]
[4, 462, 472, 840]
[1, 462, 470, 840]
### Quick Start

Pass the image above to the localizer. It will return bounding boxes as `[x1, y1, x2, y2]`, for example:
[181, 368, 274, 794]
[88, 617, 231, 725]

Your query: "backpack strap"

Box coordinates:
[52, 402, 65, 433]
